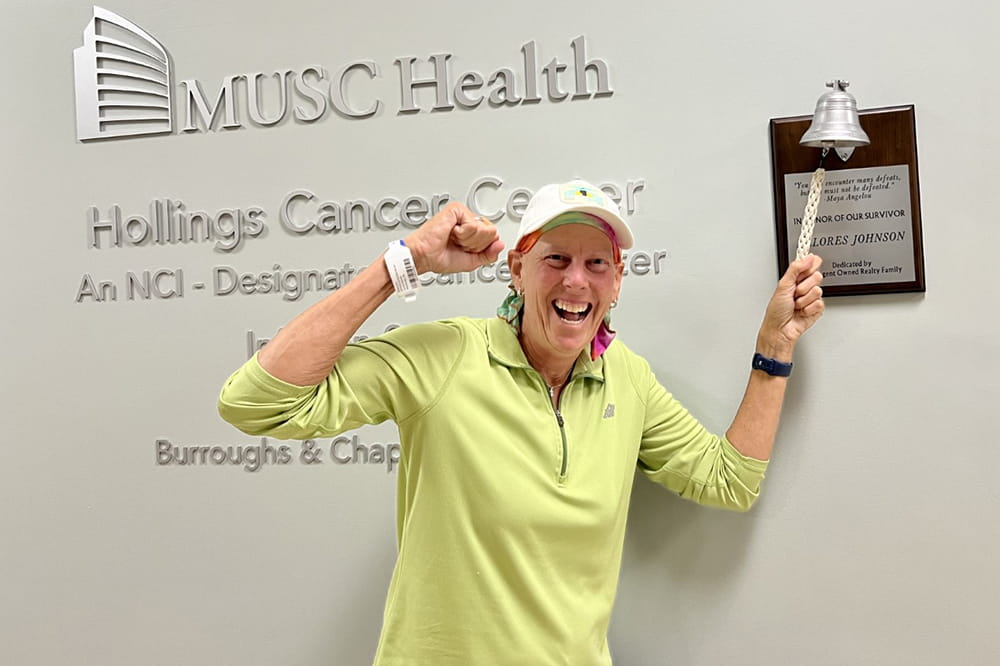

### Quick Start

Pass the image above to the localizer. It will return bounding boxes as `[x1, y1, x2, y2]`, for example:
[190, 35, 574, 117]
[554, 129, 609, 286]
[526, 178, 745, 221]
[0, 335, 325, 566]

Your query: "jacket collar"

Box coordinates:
[485, 316, 605, 383]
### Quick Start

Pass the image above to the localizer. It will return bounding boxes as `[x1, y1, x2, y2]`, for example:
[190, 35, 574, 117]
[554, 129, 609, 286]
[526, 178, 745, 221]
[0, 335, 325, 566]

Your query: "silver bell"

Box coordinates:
[800, 80, 871, 148]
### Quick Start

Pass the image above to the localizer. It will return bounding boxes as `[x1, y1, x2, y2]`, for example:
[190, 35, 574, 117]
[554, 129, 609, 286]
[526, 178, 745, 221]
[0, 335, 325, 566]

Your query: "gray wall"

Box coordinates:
[2, 1, 996, 664]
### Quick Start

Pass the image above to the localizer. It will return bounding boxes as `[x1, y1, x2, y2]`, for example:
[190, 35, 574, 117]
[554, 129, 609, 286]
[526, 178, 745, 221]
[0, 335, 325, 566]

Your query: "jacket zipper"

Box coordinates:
[549, 386, 569, 480]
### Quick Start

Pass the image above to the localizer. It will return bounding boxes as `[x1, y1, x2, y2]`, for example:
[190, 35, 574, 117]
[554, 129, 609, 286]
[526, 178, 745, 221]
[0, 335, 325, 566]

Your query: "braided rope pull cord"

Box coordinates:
[795, 167, 826, 261]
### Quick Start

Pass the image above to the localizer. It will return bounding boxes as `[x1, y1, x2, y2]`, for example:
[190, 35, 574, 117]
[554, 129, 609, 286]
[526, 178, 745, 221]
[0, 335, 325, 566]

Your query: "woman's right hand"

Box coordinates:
[404, 202, 505, 274]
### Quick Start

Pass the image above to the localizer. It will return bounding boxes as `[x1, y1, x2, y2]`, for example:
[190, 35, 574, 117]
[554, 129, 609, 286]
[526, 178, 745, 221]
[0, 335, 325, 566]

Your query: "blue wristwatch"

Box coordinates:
[752, 352, 793, 377]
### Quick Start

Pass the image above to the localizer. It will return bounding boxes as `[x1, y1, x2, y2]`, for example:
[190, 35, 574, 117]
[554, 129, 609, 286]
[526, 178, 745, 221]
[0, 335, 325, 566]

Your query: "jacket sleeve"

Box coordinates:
[217, 320, 465, 440]
[633, 358, 768, 512]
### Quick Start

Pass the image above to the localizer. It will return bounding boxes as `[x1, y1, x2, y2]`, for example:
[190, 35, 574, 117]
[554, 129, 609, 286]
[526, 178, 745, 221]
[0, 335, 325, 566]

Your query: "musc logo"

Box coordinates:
[72, 8, 614, 142]
[73, 6, 172, 141]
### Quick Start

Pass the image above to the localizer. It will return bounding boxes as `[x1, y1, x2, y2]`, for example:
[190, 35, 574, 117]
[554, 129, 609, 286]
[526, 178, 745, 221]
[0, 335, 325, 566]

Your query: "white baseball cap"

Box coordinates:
[515, 180, 634, 249]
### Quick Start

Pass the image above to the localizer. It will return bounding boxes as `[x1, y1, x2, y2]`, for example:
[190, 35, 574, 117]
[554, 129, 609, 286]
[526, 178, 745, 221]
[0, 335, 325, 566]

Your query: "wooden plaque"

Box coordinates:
[769, 105, 926, 296]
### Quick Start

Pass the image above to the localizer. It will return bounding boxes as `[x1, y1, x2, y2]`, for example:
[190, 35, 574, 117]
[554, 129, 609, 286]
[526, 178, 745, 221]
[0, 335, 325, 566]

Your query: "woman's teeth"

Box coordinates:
[554, 300, 592, 322]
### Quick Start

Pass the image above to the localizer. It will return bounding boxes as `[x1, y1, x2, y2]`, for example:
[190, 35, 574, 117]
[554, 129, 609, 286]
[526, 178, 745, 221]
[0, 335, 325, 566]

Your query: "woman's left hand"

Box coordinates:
[758, 254, 825, 357]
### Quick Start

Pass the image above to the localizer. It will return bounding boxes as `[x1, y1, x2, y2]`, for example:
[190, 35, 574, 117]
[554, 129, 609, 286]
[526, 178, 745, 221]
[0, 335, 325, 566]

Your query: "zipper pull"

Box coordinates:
[555, 409, 564, 427]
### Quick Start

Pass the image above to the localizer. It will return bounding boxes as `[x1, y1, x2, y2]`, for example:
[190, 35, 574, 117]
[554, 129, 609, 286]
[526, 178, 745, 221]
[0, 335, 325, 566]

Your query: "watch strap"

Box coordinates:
[752, 352, 793, 377]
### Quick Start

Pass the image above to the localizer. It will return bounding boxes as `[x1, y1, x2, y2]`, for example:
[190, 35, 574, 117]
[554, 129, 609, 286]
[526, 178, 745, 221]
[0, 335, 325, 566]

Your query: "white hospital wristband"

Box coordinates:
[384, 240, 419, 302]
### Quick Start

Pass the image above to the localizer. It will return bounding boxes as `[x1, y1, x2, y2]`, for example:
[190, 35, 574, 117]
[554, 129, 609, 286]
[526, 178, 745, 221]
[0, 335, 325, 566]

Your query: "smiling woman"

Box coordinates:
[217, 178, 825, 665]
[507, 201, 626, 390]
[517, 235, 615, 377]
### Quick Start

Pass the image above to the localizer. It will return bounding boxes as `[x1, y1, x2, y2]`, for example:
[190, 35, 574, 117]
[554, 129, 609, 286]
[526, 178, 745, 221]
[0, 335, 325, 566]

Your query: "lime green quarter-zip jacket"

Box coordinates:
[218, 317, 768, 665]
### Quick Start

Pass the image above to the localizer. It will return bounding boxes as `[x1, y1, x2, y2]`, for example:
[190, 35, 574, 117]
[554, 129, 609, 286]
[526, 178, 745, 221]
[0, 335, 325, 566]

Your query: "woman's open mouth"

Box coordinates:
[553, 299, 593, 324]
